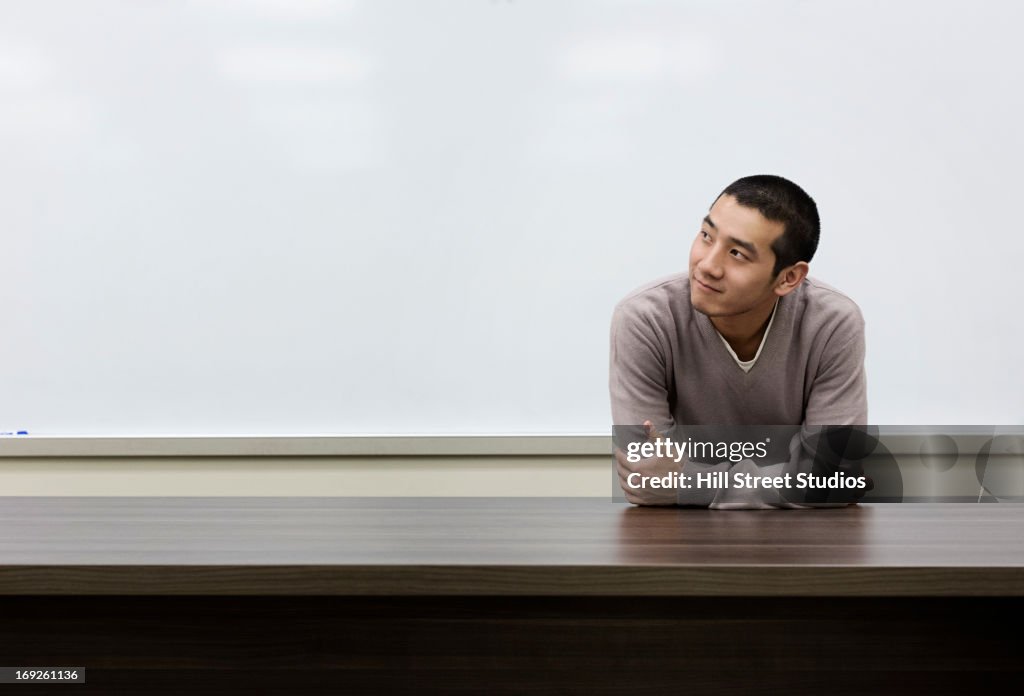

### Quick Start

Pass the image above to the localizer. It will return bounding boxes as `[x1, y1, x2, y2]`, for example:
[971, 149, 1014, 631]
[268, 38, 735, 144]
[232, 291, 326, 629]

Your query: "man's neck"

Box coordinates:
[711, 297, 778, 362]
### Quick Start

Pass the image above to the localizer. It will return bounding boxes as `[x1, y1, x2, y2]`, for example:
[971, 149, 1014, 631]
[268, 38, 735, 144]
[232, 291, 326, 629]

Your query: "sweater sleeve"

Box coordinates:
[609, 301, 676, 432]
[804, 305, 868, 426]
[610, 300, 695, 506]
[779, 306, 871, 506]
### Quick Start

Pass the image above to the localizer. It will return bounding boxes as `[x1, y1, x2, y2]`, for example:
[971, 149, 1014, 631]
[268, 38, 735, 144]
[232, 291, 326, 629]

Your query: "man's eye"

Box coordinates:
[730, 250, 747, 260]
[700, 230, 710, 240]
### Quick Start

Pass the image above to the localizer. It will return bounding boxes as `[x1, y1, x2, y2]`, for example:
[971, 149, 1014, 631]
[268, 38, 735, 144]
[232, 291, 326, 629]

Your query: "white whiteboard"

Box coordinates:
[2, 0, 1022, 436]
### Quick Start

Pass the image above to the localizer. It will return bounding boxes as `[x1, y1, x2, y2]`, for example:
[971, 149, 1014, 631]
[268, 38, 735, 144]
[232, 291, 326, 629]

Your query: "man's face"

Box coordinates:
[688, 194, 786, 318]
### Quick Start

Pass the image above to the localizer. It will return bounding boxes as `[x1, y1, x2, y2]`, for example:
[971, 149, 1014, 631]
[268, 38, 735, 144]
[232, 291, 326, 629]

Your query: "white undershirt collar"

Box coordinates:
[716, 297, 780, 373]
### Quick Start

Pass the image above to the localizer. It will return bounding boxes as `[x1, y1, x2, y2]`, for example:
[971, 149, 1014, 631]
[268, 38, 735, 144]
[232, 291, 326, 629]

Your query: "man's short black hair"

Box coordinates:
[713, 174, 820, 277]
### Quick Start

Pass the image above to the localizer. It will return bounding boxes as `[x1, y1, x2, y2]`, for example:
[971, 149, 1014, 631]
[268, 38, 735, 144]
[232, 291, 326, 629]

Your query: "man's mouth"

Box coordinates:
[694, 277, 722, 293]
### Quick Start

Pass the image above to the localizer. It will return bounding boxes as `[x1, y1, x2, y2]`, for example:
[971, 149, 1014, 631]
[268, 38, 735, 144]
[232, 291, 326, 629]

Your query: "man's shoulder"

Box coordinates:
[797, 277, 865, 325]
[792, 277, 865, 346]
[613, 272, 692, 320]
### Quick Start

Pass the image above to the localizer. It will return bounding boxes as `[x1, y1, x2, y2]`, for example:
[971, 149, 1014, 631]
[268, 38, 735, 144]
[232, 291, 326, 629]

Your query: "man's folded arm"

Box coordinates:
[784, 308, 871, 504]
[609, 302, 676, 433]
[609, 302, 686, 504]
[805, 305, 868, 427]
[609, 303, 737, 505]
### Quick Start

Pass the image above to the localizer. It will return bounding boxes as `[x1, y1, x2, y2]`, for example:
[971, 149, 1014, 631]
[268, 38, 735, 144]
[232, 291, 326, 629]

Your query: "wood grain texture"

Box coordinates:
[0, 596, 1021, 695]
[1, 499, 1023, 694]
[1, 497, 1023, 596]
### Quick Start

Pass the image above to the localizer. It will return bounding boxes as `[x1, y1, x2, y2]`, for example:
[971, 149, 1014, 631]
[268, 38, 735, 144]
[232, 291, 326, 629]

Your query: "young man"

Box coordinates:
[609, 175, 868, 507]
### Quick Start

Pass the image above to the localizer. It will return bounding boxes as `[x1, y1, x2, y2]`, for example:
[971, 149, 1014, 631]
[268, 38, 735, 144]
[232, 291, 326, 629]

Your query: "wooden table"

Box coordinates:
[1, 498, 1022, 694]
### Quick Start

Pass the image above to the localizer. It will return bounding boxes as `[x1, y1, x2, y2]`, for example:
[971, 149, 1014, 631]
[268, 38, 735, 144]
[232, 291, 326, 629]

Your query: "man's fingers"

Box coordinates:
[643, 420, 664, 441]
[614, 448, 634, 488]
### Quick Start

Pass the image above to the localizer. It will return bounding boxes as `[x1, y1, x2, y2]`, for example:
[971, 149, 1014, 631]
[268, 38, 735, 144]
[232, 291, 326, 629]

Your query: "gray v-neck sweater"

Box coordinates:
[609, 272, 867, 429]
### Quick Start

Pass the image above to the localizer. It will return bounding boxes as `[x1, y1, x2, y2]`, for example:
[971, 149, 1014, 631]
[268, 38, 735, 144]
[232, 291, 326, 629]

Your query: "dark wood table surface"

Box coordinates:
[2, 497, 1023, 694]
[1, 497, 1023, 595]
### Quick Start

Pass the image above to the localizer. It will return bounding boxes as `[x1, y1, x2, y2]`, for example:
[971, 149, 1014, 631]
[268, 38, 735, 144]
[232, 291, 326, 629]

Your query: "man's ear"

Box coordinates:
[774, 261, 809, 297]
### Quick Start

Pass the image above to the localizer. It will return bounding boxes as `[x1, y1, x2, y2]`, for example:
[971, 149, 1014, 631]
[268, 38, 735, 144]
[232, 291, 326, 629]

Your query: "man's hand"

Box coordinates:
[614, 420, 679, 506]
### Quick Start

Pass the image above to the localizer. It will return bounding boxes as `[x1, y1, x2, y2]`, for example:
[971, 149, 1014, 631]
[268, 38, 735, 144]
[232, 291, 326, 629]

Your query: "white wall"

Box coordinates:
[1, 0, 1022, 436]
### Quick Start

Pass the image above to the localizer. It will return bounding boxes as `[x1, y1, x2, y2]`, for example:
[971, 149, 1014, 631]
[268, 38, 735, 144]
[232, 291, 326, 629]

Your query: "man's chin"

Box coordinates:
[692, 298, 735, 319]
[690, 297, 713, 317]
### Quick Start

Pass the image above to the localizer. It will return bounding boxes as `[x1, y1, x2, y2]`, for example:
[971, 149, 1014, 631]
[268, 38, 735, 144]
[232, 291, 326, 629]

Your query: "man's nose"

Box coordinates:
[697, 246, 725, 278]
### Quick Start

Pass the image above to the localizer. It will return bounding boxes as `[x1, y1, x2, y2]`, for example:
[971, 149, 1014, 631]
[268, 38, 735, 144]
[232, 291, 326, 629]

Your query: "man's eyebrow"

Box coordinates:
[728, 235, 758, 258]
[702, 215, 760, 258]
